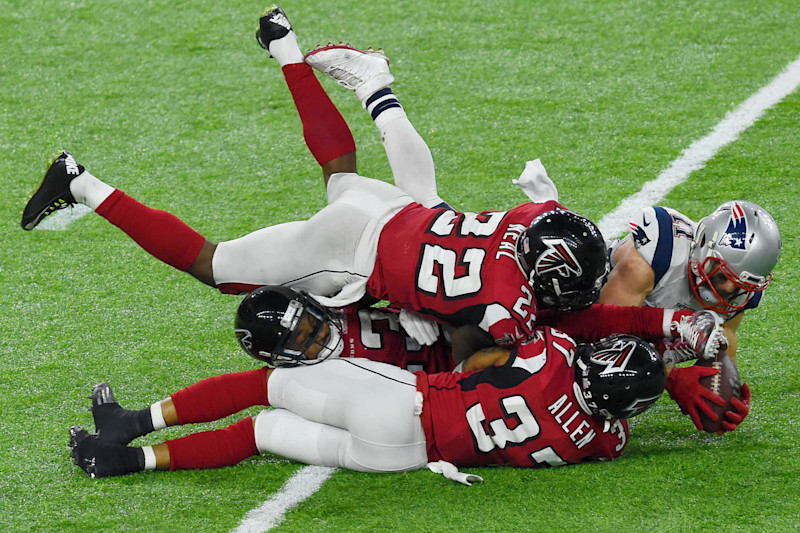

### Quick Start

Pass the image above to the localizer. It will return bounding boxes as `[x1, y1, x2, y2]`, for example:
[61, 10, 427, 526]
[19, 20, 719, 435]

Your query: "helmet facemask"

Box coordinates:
[688, 201, 779, 314]
[277, 298, 343, 365]
[689, 256, 770, 313]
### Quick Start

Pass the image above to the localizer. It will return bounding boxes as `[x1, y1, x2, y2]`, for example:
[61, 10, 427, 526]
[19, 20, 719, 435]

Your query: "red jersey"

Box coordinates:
[335, 305, 455, 373]
[415, 326, 629, 468]
[367, 201, 564, 346]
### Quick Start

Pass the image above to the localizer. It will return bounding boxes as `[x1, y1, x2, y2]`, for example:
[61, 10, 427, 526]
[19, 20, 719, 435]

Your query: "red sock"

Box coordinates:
[95, 190, 206, 271]
[171, 367, 269, 424]
[282, 63, 356, 165]
[166, 417, 259, 470]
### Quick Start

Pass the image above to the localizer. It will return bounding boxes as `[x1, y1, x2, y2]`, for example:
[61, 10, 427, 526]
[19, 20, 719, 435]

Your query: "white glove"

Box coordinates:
[659, 337, 699, 365]
[512, 159, 559, 202]
[427, 461, 484, 486]
[672, 310, 728, 360]
[399, 309, 440, 346]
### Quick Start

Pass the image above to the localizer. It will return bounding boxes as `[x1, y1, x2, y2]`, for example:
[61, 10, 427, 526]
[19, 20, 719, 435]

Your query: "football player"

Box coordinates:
[67, 284, 723, 480]
[599, 202, 780, 432]
[21, 7, 615, 352]
[68, 287, 675, 480]
[232, 285, 718, 370]
[302, 34, 775, 434]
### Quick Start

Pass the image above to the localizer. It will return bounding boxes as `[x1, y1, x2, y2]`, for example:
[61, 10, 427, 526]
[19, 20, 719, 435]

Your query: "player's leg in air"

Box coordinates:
[69, 359, 427, 477]
[20, 146, 410, 299]
[258, 6, 447, 208]
[19, 6, 411, 297]
[255, 6, 357, 183]
[305, 42, 450, 209]
[19, 151, 217, 285]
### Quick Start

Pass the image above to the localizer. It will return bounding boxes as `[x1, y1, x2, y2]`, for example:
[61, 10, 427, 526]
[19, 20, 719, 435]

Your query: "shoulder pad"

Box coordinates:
[628, 207, 687, 285]
[627, 207, 661, 255]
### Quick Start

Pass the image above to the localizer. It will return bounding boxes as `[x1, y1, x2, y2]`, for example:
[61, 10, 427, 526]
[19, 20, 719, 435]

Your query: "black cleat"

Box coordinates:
[91, 383, 154, 445]
[256, 5, 293, 52]
[69, 425, 144, 478]
[21, 151, 84, 230]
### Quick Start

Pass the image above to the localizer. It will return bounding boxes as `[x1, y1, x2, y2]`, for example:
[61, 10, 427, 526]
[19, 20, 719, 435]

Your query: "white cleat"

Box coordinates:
[304, 44, 394, 103]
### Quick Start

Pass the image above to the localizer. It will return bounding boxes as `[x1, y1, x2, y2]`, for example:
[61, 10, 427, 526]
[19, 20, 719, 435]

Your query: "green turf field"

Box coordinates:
[2, 1, 799, 531]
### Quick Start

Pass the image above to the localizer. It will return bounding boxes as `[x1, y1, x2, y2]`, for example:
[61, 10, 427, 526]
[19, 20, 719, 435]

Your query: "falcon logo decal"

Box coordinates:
[720, 202, 747, 250]
[629, 222, 651, 248]
[234, 329, 253, 350]
[591, 339, 637, 376]
[534, 238, 583, 278]
[621, 393, 663, 417]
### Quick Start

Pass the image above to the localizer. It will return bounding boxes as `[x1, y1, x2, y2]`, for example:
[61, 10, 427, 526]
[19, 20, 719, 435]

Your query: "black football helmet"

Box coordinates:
[576, 334, 666, 420]
[235, 285, 343, 367]
[516, 209, 609, 311]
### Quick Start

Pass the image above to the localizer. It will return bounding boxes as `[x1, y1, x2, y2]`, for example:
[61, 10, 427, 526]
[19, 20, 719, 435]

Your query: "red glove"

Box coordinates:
[720, 383, 751, 433]
[665, 365, 726, 431]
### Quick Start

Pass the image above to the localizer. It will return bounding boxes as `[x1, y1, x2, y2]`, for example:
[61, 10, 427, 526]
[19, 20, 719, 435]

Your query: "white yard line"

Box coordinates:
[598, 51, 800, 239]
[35, 204, 92, 230]
[233, 465, 336, 533]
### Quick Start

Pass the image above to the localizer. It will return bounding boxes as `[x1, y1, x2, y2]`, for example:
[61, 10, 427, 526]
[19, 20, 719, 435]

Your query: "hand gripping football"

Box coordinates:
[693, 350, 742, 433]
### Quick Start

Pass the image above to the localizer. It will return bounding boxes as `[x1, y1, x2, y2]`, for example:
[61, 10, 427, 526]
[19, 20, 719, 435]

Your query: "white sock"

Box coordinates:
[142, 446, 157, 471]
[68, 171, 115, 210]
[365, 88, 404, 121]
[268, 32, 304, 66]
[150, 401, 168, 431]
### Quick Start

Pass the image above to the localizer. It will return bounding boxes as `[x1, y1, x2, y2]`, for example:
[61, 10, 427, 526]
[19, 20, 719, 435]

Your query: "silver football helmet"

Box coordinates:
[688, 201, 781, 313]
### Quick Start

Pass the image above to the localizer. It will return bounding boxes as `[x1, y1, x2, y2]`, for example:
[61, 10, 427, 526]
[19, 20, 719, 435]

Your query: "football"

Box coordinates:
[693, 350, 742, 433]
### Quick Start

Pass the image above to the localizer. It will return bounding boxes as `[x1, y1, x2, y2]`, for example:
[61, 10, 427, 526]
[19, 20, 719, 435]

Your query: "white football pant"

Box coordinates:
[254, 358, 428, 472]
[212, 173, 412, 306]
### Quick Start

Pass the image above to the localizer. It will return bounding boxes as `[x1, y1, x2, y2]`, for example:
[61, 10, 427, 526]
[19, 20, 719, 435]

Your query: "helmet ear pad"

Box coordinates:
[577, 335, 666, 420]
[235, 285, 342, 366]
[516, 209, 609, 311]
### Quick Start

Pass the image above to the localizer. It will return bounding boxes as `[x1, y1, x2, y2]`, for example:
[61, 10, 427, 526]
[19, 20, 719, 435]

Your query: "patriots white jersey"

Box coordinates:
[610, 207, 760, 321]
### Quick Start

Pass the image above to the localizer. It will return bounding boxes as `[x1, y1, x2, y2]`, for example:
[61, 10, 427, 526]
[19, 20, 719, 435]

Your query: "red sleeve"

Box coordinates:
[537, 304, 691, 341]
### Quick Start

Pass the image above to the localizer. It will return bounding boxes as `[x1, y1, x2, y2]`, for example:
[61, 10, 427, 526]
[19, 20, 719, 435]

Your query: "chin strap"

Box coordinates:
[427, 461, 484, 486]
